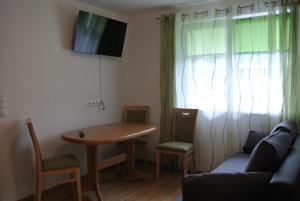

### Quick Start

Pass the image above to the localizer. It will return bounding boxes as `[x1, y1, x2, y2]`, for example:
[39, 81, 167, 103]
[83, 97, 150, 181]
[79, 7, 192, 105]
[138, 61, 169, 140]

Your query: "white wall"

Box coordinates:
[0, 0, 129, 200]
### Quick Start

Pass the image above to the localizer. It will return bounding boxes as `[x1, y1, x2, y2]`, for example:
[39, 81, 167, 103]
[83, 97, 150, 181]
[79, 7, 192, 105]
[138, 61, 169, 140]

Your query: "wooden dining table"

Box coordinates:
[61, 122, 156, 201]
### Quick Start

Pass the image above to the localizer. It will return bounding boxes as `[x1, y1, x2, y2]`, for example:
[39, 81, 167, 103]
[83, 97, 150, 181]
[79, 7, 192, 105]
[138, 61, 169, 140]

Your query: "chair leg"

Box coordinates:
[183, 154, 188, 176]
[75, 168, 82, 201]
[35, 174, 42, 201]
[193, 151, 196, 173]
[156, 151, 160, 180]
[117, 142, 124, 174]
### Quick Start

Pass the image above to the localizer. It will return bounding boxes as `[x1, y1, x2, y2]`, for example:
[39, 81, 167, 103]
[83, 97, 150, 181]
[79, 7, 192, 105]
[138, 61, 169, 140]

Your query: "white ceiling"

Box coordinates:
[79, 0, 214, 15]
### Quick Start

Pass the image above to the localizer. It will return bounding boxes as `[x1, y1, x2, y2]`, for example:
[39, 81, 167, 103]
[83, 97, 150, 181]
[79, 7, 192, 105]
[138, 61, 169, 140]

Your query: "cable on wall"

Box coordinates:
[99, 55, 105, 110]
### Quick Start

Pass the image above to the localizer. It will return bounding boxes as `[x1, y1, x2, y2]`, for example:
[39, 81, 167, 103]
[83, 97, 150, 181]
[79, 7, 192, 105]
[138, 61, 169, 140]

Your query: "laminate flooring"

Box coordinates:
[22, 164, 182, 201]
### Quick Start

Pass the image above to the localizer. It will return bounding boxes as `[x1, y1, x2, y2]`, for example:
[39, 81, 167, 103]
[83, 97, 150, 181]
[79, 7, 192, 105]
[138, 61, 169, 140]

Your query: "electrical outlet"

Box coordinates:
[86, 99, 105, 110]
[86, 99, 101, 106]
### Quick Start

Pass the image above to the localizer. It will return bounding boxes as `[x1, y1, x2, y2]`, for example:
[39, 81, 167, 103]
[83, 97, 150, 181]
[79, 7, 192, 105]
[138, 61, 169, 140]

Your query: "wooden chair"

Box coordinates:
[26, 118, 82, 201]
[123, 105, 149, 166]
[156, 108, 198, 180]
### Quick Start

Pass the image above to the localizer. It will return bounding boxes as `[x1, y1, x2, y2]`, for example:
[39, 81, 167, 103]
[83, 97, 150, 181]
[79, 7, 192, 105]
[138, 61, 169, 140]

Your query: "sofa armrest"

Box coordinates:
[182, 172, 273, 201]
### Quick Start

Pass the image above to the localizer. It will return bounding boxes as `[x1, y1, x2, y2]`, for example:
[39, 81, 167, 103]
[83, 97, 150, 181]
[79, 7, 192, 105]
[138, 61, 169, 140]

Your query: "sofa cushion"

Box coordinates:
[265, 130, 294, 160]
[268, 136, 300, 201]
[271, 120, 298, 140]
[182, 172, 273, 201]
[212, 152, 250, 173]
[245, 140, 276, 172]
[243, 130, 269, 154]
[246, 130, 293, 172]
[271, 135, 300, 184]
[184, 172, 273, 184]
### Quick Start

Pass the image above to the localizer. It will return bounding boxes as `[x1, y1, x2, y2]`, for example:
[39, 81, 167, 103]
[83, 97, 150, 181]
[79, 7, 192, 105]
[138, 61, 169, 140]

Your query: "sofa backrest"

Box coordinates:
[270, 120, 298, 139]
[268, 134, 300, 201]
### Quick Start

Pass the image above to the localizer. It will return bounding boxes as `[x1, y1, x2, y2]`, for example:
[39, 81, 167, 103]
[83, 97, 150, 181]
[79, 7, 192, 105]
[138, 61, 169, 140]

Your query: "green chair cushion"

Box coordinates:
[42, 153, 80, 171]
[156, 141, 194, 153]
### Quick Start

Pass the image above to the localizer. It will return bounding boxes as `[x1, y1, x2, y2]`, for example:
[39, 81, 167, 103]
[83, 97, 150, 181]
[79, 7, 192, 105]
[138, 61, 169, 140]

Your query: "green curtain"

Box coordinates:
[280, 5, 300, 125]
[160, 14, 176, 143]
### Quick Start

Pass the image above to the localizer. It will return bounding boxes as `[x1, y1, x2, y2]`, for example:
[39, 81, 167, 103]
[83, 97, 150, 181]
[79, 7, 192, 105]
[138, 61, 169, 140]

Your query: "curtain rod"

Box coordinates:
[155, 11, 208, 20]
[264, 0, 277, 7]
[281, 0, 300, 5]
[193, 11, 209, 16]
[237, 3, 255, 11]
[155, 0, 279, 20]
[215, 8, 231, 14]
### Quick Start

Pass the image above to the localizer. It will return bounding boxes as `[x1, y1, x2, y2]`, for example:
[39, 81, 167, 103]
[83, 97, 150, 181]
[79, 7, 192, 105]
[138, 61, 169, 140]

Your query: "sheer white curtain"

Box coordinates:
[175, 6, 282, 172]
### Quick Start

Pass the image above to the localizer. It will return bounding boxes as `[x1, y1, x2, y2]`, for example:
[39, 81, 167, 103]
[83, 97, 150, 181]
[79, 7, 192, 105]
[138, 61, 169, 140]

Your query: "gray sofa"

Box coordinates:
[177, 121, 300, 201]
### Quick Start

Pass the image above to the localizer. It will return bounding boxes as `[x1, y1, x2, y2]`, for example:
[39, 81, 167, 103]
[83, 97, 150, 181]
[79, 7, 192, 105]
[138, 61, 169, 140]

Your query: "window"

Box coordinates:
[175, 14, 283, 115]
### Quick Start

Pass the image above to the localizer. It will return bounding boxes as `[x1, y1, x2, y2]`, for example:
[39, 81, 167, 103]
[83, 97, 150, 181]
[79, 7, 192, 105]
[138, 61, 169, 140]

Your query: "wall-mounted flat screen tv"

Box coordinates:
[73, 10, 127, 57]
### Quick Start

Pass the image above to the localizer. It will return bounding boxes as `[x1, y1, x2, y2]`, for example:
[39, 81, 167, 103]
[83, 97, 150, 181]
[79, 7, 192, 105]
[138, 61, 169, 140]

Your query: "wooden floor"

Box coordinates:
[25, 164, 182, 201]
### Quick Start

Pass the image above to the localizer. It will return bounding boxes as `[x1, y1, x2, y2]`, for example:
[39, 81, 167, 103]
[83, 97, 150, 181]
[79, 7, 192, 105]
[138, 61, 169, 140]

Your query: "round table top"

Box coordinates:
[61, 122, 157, 145]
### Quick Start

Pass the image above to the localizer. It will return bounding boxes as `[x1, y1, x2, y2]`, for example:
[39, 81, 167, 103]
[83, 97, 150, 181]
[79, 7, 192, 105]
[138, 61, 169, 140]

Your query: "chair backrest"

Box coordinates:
[26, 118, 43, 172]
[123, 105, 149, 124]
[172, 108, 198, 144]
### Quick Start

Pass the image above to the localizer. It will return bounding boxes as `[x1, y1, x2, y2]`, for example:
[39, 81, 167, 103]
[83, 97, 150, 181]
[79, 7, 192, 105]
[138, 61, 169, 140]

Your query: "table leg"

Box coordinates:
[85, 145, 103, 201]
[126, 139, 153, 181]
[127, 139, 136, 177]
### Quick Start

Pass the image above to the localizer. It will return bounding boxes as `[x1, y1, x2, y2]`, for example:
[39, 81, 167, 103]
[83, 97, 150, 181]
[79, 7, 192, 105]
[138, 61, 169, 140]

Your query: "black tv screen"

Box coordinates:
[73, 10, 127, 57]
